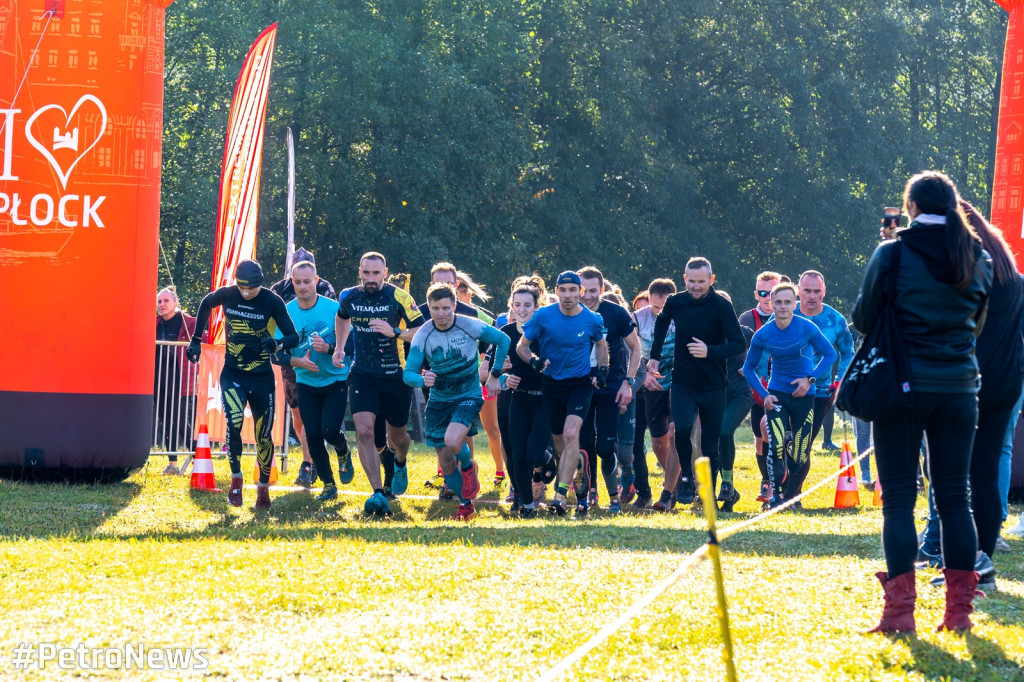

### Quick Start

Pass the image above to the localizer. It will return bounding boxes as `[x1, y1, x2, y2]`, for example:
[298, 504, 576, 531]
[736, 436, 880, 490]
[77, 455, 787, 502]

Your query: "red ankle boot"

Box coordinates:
[937, 569, 981, 632]
[867, 571, 916, 633]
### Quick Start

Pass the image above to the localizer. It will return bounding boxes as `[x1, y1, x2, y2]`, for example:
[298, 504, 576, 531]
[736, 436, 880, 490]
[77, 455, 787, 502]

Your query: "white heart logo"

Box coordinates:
[24, 95, 108, 190]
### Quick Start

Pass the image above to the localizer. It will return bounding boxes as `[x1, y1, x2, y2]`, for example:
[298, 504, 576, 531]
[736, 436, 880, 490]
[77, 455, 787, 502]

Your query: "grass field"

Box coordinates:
[1, 427, 1023, 681]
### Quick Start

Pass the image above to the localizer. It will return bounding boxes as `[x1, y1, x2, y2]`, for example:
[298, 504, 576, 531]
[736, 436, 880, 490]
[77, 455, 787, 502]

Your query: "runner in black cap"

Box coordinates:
[516, 270, 608, 517]
[188, 259, 299, 510]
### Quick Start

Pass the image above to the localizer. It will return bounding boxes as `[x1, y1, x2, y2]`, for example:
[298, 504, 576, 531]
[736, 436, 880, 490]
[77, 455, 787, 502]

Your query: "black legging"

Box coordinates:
[633, 389, 653, 499]
[875, 391, 978, 578]
[671, 384, 725, 483]
[581, 392, 621, 497]
[971, 379, 1021, 558]
[719, 391, 753, 478]
[221, 367, 276, 483]
[296, 380, 349, 487]
[497, 390, 514, 493]
[764, 390, 813, 499]
[508, 391, 551, 506]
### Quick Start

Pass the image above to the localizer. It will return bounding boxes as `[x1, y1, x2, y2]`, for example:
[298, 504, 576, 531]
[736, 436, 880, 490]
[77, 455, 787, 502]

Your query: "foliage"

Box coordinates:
[161, 0, 1008, 315]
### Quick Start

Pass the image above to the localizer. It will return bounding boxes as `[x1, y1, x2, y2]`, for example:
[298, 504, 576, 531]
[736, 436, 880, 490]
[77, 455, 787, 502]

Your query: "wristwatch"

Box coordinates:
[626, 377, 635, 386]
[806, 376, 817, 385]
[392, 326, 402, 338]
[490, 367, 503, 379]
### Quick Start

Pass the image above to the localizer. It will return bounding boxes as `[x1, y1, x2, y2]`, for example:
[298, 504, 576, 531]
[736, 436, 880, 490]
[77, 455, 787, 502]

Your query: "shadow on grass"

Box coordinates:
[893, 632, 1024, 680]
[0, 478, 143, 539]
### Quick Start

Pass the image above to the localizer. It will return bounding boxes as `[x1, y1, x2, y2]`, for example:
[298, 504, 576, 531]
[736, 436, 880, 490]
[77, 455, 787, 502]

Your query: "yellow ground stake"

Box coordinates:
[694, 457, 738, 682]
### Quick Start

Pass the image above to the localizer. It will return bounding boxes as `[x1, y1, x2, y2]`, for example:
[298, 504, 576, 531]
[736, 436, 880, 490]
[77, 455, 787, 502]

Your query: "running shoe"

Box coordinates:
[652, 491, 675, 513]
[519, 505, 538, 519]
[294, 461, 314, 488]
[454, 502, 477, 521]
[575, 498, 589, 518]
[336, 446, 355, 485]
[1007, 515, 1024, 538]
[425, 472, 445, 489]
[505, 489, 517, 504]
[316, 484, 338, 501]
[255, 484, 272, 509]
[227, 477, 244, 507]
[391, 461, 409, 496]
[461, 461, 481, 500]
[822, 441, 840, 451]
[994, 536, 1011, 553]
[310, 461, 319, 485]
[632, 494, 652, 510]
[510, 492, 522, 513]
[383, 487, 397, 500]
[573, 450, 591, 501]
[494, 470, 507, 487]
[364, 491, 392, 517]
[718, 483, 740, 513]
[547, 498, 569, 517]
[930, 552, 995, 587]
[588, 489, 599, 510]
[539, 451, 558, 483]
[438, 485, 457, 501]
[915, 547, 942, 569]
[790, 500, 804, 511]
[757, 481, 772, 503]
[608, 499, 622, 515]
[675, 477, 695, 505]
[162, 463, 179, 476]
[620, 483, 637, 505]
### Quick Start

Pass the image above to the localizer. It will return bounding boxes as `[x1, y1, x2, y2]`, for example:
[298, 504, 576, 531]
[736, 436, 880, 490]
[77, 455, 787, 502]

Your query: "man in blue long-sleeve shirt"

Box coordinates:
[743, 282, 838, 509]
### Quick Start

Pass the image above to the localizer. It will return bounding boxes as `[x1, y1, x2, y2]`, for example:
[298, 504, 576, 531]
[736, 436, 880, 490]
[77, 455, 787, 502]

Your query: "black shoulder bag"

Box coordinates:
[836, 240, 913, 420]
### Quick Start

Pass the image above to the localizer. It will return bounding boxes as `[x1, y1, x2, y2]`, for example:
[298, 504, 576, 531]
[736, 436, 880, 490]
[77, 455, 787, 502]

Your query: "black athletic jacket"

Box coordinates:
[650, 287, 745, 390]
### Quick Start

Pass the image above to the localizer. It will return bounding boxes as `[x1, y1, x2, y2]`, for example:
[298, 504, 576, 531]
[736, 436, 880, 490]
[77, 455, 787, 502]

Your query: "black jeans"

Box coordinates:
[874, 391, 978, 578]
[296, 380, 349, 487]
[509, 391, 551, 506]
[972, 379, 1021, 557]
[671, 384, 725, 482]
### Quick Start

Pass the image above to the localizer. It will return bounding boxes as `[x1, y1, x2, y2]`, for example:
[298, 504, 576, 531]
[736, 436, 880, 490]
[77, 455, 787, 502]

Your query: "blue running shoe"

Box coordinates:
[391, 460, 409, 496]
[608, 498, 622, 515]
[316, 484, 338, 501]
[364, 491, 392, 517]
[575, 497, 589, 518]
[336, 446, 354, 485]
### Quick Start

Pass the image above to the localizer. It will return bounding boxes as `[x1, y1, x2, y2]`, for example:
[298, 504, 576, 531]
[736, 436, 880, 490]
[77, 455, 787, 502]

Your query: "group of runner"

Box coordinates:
[185, 250, 853, 519]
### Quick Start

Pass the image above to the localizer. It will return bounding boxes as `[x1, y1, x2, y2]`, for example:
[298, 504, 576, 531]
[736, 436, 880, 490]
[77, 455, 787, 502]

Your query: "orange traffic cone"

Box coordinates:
[252, 453, 280, 486]
[873, 479, 883, 506]
[834, 441, 860, 508]
[190, 424, 222, 492]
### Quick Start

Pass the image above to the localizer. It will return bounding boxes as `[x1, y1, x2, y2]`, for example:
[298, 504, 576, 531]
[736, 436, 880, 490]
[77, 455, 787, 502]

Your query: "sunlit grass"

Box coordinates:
[1, 426, 1022, 681]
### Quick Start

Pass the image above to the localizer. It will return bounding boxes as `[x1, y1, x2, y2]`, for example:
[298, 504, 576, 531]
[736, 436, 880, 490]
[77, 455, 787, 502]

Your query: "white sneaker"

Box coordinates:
[994, 536, 1011, 553]
[1007, 515, 1024, 538]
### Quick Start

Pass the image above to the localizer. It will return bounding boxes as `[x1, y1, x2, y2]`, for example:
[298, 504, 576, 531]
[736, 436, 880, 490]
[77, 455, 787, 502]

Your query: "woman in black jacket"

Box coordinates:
[853, 171, 992, 634]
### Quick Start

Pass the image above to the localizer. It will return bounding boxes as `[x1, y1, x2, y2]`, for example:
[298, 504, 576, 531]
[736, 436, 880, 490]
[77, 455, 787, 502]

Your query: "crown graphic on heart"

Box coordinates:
[24, 95, 108, 190]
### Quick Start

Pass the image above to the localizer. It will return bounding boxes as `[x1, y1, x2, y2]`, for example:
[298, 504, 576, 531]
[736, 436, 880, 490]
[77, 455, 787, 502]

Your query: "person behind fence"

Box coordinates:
[853, 171, 993, 634]
[270, 247, 338, 488]
[273, 260, 353, 503]
[403, 283, 511, 521]
[188, 259, 299, 510]
[155, 286, 203, 475]
[742, 282, 837, 510]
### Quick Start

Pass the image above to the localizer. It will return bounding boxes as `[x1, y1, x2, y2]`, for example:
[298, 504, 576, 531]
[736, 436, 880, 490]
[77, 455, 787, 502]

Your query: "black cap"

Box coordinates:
[235, 259, 264, 287]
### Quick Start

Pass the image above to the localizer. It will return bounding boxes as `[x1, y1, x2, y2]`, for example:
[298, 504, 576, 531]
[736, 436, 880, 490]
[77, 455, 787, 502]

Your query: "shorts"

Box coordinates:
[280, 365, 299, 408]
[542, 375, 594, 436]
[642, 387, 672, 439]
[349, 372, 412, 428]
[424, 397, 484, 447]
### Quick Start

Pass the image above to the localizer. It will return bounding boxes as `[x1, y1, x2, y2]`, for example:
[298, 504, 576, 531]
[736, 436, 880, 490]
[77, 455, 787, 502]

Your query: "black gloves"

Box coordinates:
[186, 337, 202, 364]
[595, 365, 609, 390]
[260, 336, 278, 354]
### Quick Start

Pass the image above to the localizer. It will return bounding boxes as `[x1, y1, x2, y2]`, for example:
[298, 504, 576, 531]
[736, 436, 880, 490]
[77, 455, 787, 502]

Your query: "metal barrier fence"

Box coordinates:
[151, 341, 291, 468]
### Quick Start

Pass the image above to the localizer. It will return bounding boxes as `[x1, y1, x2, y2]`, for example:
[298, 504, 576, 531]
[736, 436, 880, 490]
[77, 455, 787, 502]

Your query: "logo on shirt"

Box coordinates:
[577, 331, 586, 337]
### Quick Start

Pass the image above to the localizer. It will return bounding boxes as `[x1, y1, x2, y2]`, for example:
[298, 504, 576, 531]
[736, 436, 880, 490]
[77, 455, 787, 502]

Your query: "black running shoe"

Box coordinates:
[675, 477, 695, 505]
[573, 450, 591, 500]
[547, 499, 568, 517]
[718, 483, 741, 513]
[294, 461, 313, 488]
